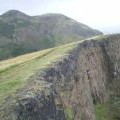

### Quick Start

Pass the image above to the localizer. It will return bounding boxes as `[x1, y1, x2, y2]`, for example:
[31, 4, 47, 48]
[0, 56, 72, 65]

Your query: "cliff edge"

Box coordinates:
[0, 34, 120, 120]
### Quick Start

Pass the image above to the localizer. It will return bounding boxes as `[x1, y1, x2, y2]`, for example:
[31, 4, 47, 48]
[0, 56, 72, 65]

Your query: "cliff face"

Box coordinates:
[2, 34, 120, 120]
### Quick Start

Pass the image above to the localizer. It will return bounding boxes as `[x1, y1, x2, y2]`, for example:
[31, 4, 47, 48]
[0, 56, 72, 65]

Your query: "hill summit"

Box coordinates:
[0, 10, 102, 60]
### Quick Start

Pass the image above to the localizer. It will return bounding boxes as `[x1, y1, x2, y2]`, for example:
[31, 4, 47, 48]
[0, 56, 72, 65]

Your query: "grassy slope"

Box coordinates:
[0, 42, 78, 105]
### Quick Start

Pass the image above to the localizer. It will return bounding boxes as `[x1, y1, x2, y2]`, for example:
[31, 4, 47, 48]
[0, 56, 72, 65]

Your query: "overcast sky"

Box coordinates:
[0, 0, 120, 32]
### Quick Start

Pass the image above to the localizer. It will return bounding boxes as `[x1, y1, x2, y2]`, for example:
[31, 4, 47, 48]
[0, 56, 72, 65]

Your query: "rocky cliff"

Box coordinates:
[1, 34, 120, 120]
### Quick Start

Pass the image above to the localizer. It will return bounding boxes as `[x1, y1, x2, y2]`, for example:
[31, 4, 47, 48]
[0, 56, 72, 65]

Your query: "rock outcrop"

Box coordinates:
[1, 34, 120, 120]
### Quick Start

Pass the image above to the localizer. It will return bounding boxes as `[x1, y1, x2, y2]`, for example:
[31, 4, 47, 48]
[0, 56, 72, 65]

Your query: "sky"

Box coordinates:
[0, 0, 120, 33]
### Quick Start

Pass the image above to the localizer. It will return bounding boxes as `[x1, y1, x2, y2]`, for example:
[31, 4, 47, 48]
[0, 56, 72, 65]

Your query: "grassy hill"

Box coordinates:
[0, 42, 78, 106]
[0, 10, 102, 60]
[0, 35, 120, 120]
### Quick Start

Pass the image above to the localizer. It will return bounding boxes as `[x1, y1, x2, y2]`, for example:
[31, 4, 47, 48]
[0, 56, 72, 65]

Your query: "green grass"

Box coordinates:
[0, 42, 78, 105]
[95, 103, 109, 120]
[0, 20, 15, 39]
[108, 96, 120, 120]
[65, 107, 74, 120]
[95, 96, 120, 120]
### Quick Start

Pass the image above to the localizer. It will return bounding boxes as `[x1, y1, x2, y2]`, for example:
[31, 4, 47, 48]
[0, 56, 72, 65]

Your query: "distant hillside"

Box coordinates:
[0, 10, 102, 60]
